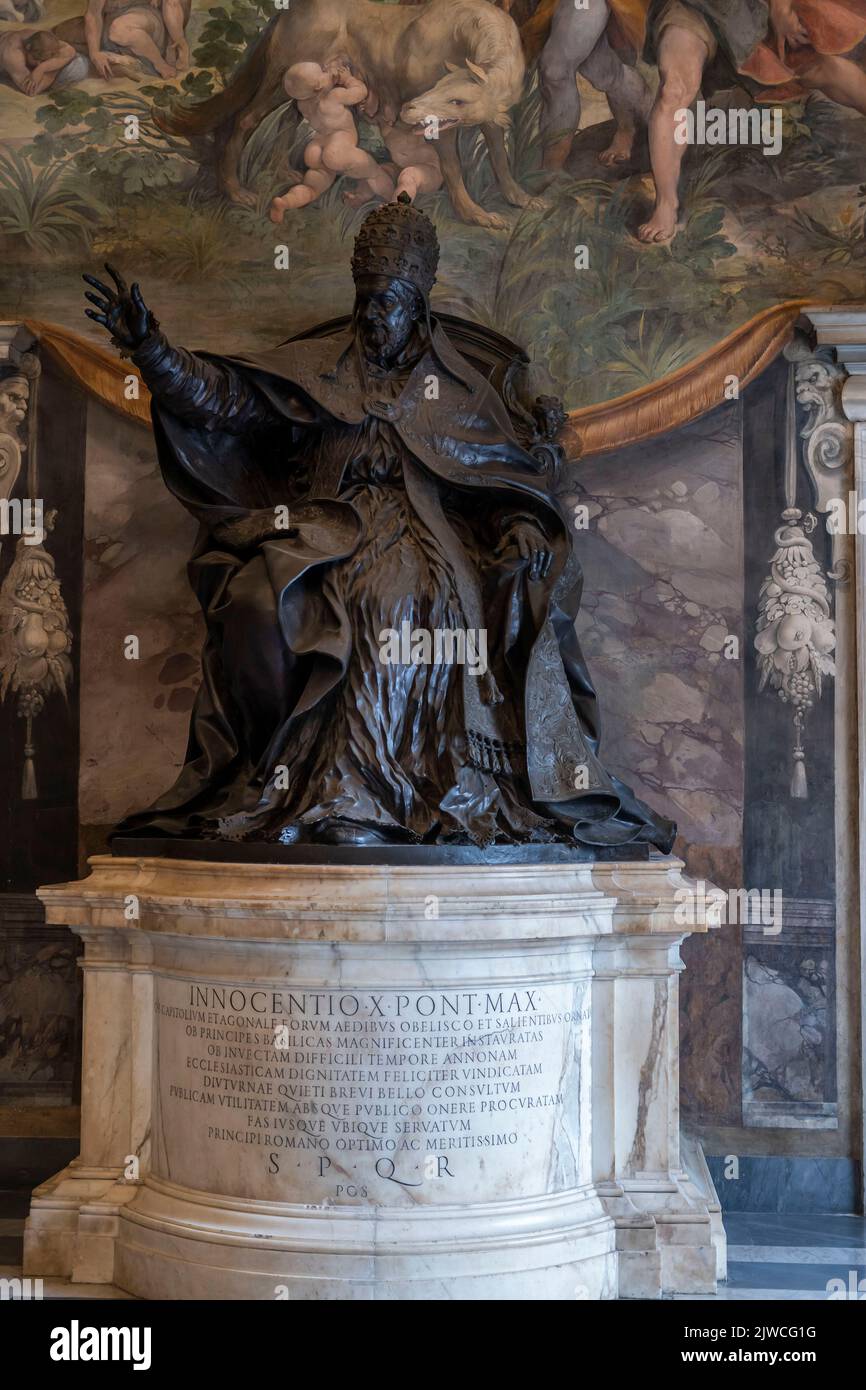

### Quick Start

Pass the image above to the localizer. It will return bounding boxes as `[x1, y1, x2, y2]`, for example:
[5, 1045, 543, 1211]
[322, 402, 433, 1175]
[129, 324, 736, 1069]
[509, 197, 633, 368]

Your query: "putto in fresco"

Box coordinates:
[4, 0, 866, 412]
[151, 0, 866, 236]
[82, 196, 675, 852]
[156, 0, 535, 229]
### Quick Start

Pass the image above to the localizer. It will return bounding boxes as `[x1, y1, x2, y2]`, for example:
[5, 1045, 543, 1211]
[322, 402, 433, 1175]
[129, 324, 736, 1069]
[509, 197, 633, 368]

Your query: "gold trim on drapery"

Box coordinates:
[562, 300, 811, 457]
[24, 300, 811, 457]
[24, 318, 153, 428]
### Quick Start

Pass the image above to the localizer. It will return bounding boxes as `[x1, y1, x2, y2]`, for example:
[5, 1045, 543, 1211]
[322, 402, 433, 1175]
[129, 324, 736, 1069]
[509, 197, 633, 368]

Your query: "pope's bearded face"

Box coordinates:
[354, 276, 422, 366]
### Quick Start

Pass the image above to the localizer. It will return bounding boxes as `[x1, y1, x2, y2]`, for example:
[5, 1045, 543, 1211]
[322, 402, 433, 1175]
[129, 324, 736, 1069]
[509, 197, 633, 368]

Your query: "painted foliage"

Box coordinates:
[0, 0, 864, 406]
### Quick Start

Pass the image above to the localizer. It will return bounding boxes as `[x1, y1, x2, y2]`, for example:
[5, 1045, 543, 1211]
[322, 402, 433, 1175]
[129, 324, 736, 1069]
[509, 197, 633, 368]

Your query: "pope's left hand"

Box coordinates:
[495, 520, 553, 581]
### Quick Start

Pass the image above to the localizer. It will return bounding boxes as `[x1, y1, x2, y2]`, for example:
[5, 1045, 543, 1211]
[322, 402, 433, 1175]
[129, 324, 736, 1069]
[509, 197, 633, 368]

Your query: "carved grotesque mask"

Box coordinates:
[0, 378, 30, 431]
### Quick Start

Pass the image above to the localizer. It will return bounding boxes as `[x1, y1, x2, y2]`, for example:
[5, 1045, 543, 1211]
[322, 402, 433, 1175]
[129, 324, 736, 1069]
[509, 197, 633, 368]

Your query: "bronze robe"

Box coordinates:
[115, 318, 675, 851]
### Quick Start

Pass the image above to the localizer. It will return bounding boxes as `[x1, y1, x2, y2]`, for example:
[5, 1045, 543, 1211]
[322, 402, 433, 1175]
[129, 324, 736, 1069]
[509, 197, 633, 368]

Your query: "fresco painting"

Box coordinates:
[0, 0, 864, 408]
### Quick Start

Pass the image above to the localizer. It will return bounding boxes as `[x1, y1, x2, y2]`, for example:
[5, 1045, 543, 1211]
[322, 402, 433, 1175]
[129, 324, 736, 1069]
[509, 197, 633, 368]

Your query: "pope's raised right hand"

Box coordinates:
[83, 263, 153, 350]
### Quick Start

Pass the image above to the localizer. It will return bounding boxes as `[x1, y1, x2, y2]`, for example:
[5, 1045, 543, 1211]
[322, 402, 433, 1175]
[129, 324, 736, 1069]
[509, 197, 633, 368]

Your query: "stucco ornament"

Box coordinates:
[755, 512, 835, 798]
[0, 509, 73, 797]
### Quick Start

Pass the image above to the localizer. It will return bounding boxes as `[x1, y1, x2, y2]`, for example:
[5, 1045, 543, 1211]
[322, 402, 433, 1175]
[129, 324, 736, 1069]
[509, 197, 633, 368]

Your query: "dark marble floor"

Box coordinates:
[696, 1213, 866, 1301]
[0, 1189, 29, 1267]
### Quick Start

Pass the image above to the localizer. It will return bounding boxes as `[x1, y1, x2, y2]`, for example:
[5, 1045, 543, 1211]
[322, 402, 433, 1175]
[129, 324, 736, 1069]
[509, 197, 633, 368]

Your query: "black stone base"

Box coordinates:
[0, 1138, 79, 1191]
[113, 838, 653, 867]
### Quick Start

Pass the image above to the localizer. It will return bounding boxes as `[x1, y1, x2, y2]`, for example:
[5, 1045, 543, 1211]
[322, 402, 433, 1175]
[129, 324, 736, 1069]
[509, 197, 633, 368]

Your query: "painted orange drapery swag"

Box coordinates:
[24, 300, 809, 459]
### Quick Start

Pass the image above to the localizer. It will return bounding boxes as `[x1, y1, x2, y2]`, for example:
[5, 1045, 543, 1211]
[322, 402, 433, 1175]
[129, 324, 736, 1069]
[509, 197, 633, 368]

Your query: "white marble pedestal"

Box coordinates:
[24, 855, 724, 1300]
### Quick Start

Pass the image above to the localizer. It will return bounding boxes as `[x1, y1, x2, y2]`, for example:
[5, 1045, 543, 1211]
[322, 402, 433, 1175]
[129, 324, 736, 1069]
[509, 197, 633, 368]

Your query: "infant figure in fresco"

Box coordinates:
[269, 59, 395, 220]
[349, 89, 445, 207]
[0, 28, 81, 96]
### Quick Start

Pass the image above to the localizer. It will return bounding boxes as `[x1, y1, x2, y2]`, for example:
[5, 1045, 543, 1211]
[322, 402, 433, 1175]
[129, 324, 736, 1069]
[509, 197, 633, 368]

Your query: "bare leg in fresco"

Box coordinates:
[638, 5, 866, 245]
[539, 0, 651, 170]
[162, 0, 190, 73]
[380, 122, 441, 203]
[583, 33, 653, 166]
[637, 25, 707, 244]
[108, 9, 175, 79]
[78, 0, 189, 80]
[797, 53, 866, 113]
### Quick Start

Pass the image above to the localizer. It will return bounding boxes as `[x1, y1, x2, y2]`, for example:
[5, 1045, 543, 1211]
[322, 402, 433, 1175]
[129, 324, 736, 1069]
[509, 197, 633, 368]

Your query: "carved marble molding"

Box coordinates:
[0, 325, 72, 799]
[802, 306, 866, 1205]
[26, 856, 724, 1300]
[0, 325, 40, 507]
[742, 897, 836, 1132]
[807, 310, 866, 424]
[792, 355, 854, 515]
[0, 509, 73, 798]
[754, 340, 850, 798]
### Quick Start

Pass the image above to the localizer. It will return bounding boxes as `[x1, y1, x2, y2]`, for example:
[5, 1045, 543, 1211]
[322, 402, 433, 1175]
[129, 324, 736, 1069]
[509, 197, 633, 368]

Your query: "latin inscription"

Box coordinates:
[154, 981, 588, 1204]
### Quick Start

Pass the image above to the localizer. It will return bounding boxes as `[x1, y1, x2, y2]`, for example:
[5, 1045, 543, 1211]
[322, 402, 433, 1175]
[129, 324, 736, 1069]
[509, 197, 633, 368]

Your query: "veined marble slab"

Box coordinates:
[24, 855, 723, 1300]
